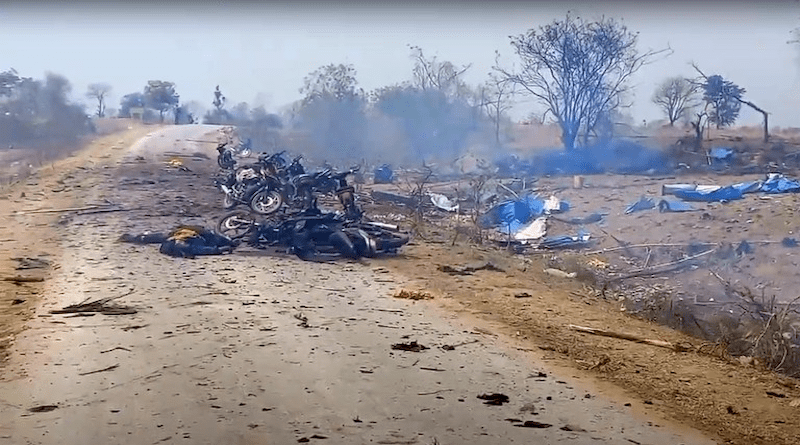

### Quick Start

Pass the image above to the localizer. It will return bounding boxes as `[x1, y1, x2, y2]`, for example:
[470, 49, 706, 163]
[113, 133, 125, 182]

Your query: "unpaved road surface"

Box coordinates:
[0, 125, 712, 444]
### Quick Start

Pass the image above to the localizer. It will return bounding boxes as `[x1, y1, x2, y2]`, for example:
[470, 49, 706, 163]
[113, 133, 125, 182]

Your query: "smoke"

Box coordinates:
[0, 69, 92, 148]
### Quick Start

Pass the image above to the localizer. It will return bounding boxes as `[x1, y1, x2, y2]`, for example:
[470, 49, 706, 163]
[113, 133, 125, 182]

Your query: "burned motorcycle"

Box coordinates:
[216, 208, 409, 260]
[214, 150, 292, 214]
[249, 165, 361, 218]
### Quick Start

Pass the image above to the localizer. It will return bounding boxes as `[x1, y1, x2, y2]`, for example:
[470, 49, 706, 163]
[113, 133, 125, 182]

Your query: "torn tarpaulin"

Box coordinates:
[479, 194, 568, 233]
[760, 173, 800, 194]
[625, 196, 655, 214]
[674, 185, 744, 202]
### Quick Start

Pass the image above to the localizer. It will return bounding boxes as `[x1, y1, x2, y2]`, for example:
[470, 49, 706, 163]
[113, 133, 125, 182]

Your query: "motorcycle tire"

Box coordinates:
[249, 188, 284, 215]
[328, 230, 360, 259]
[217, 211, 256, 238]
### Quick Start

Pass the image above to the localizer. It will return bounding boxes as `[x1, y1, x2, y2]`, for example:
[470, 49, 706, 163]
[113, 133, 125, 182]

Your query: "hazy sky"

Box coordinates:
[2, 1, 800, 127]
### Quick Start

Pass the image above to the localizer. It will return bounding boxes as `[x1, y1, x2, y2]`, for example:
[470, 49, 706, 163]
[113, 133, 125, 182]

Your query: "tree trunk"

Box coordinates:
[562, 126, 577, 151]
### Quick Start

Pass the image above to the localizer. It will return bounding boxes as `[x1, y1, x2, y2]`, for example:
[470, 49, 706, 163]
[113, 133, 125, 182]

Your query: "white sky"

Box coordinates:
[2, 1, 800, 127]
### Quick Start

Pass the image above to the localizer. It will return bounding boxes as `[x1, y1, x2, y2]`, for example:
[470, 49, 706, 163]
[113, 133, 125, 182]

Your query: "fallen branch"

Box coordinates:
[568, 324, 692, 352]
[607, 248, 716, 282]
[78, 363, 119, 376]
[51, 288, 137, 315]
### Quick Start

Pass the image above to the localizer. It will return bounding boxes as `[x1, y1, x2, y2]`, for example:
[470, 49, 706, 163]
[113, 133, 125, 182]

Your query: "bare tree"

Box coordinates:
[496, 14, 668, 150]
[409, 45, 472, 100]
[652, 77, 698, 126]
[86, 83, 112, 118]
[480, 68, 516, 145]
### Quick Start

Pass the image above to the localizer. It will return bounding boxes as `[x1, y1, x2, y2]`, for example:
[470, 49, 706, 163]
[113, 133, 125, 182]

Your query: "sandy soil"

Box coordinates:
[0, 123, 799, 444]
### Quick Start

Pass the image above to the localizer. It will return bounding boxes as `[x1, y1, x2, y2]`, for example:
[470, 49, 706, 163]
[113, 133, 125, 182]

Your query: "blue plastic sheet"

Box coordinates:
[674, 185, 744, 202]
[710, 147, 733, 160]
[373, 164, 394, 184]
[658, 199, 695, 212]
[479, 195, 546, 230]
[625, 196, 655, 214]
[760, 173, 800, 194]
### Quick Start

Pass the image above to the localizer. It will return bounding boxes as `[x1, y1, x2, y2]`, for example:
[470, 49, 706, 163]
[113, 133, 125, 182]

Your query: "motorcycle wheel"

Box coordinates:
[328, 230, 359, 259]
[217, 210, 256, 238]
[250, 188, 283, 215]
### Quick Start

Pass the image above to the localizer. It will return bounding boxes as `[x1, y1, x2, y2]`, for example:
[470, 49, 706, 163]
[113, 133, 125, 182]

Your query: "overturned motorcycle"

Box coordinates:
[217, 209, 410, 260]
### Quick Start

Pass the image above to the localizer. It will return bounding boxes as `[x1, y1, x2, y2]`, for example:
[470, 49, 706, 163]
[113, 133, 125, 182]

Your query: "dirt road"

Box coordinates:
[0, 125, 713, 444]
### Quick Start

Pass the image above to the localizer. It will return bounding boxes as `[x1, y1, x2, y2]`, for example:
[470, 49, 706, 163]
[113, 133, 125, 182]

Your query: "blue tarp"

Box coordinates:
[710, 147, 734, 161]
[479, 195, 546, 231]
[479, 195, 570, 233]
[760, 173, 800, 193]
[658, 199, 696, 212]
[625, 196, 655, 214]
[374, 164, 394, 183]
[674, 185, 744, 202]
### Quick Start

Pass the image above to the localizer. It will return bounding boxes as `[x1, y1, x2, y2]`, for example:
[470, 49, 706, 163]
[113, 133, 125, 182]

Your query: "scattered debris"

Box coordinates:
[538, 232, 591, 250]
[51, 289, 137, 316]
[766, 390, 787, 398]
[543, 268, 576, 279]
[551, 213, 604, 225]
[391, 341, 429, 352]
[441, 339, 479, 351]
[78, 363, 119, 376]
[625, 196, 655, 214]
[12, 257, 50, 270]
[515, 420, 552, 428]
[429, 193, 459, 212]
[394, 289, 433, 300]
[437, 262, 505, 275]
[477, 393, 509, 405]
[28, 405, 58, 413]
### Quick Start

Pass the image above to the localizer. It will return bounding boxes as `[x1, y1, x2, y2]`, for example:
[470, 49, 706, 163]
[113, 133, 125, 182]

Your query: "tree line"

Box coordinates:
[0, 12, 785, 153]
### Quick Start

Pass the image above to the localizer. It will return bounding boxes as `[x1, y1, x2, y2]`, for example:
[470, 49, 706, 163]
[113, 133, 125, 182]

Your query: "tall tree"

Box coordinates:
[652, 77, 698, 126]
[497, 14, 666, 150]
[86, 82, 112, 118]
[144, 80, 179, 122]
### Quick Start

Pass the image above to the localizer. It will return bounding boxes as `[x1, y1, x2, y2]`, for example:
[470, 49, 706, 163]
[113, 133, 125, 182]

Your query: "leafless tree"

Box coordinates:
[496, 14, 668, 150]
[652, 77, 698, 126]
[86, 82, 112, 118]
[409, 45, 472, 101]
[480, 65, 516, 145]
